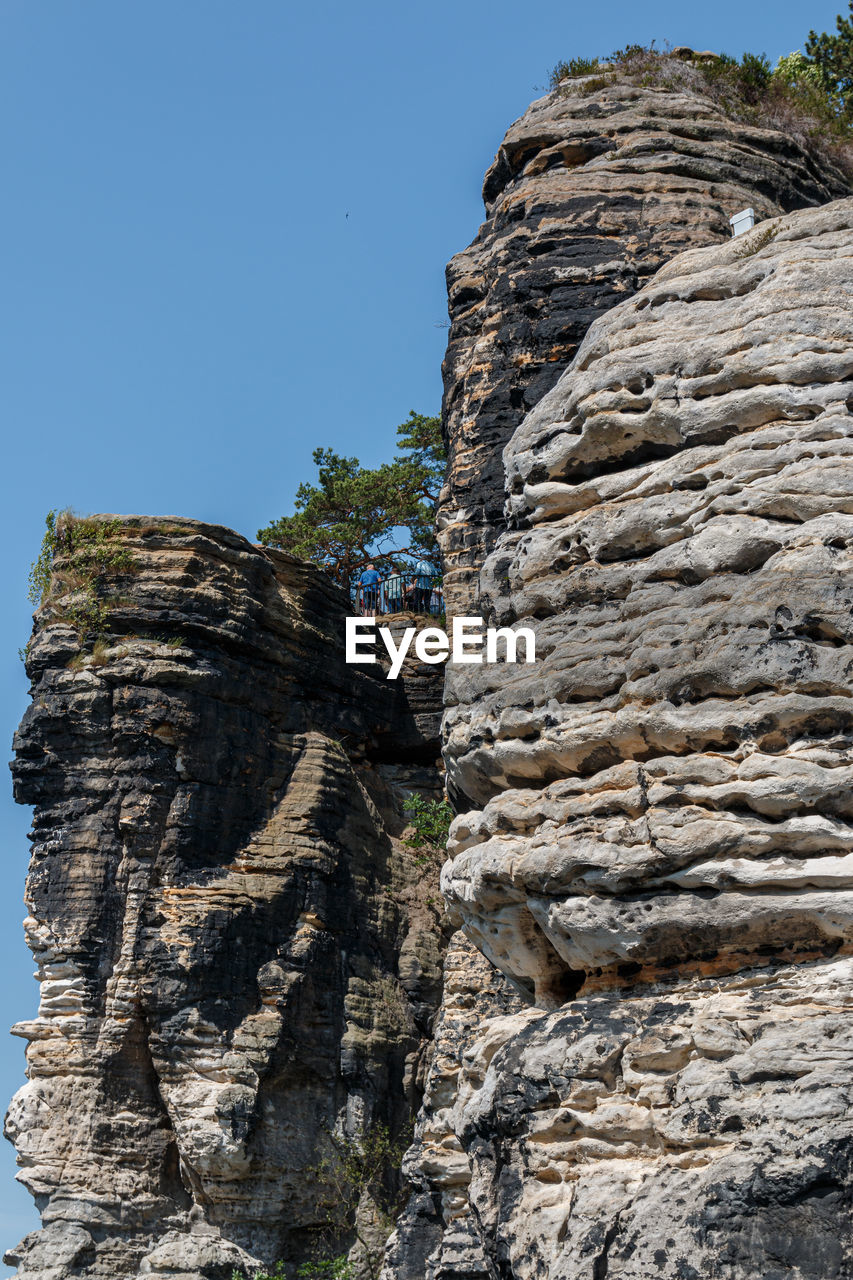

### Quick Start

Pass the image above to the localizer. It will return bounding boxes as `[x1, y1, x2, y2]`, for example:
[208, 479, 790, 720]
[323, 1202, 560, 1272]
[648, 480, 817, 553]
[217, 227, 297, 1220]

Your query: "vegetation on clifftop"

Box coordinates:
[26, 509, 136, 647]
[257, 411, 445, 590]
[550, 3, 853, 177]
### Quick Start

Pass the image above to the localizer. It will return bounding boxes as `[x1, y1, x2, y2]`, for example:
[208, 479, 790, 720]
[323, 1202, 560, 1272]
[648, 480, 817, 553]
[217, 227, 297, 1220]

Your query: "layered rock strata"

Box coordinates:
[381, 933, 526, 1280]
[394, 955, 853, 1279]
[397, 198, 853, 1276]
[437, 71, 851, 616]
[9, 81, 853, 1280]
[7, 519, 446, 1278]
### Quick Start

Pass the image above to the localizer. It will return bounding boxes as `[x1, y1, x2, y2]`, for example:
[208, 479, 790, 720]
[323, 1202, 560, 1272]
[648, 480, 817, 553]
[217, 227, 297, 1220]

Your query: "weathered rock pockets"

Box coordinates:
[7, 519, 447, 1277]
[387, 196, 853, 1280]
[9, 75, 853, 1280]
[389, 952, 853, 1280]
[437, 74, 850, 616]
[442, 198, 853, 997]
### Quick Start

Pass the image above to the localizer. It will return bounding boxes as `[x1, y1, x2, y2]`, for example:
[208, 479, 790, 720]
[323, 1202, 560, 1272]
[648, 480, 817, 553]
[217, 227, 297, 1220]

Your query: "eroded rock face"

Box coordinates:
[434, 955, 853, 1280]
[395, 199, 853, 1276]
[380, 933, 527, 1280]
[444, 198, 853, 993]
[437, 75, 851, 616]
[7, 519, 446, 1278]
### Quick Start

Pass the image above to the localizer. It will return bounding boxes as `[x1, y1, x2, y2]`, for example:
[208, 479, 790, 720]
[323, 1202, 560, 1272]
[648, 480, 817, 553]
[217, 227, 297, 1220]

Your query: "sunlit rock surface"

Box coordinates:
[392, 198, 853, 1278]
[437, 73, 850, 616]
[411, 954, 853, 1280]
[445, 198, 853, 989]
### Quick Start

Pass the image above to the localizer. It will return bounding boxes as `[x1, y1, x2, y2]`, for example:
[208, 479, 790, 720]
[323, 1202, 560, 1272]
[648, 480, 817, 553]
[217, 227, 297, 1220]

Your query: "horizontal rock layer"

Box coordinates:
[437, 73, 850, 616]
[444, 198, 853, 995]
[387, 198, 853, 1277]
[7, 518, 446, 1279]
[397, 953, 853, 1279]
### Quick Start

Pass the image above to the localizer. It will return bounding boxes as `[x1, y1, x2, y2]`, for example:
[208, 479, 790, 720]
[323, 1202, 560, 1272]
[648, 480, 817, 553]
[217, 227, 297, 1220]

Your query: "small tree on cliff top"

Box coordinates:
[257, 412, 445, 590]
[549, 6, 853, 172]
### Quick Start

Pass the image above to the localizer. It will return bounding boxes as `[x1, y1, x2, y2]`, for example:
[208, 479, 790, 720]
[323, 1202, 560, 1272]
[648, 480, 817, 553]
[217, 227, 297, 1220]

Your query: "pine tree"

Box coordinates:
[257, 412, 445, 589]
[806, 2, 853, 117]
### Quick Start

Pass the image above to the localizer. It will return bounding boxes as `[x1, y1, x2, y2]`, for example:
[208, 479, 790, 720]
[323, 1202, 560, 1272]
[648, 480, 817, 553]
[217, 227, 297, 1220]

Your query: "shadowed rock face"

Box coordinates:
[7, 519, 446, 1279]
[437, 76, 851, 617]
[387, 200, 853, 1278]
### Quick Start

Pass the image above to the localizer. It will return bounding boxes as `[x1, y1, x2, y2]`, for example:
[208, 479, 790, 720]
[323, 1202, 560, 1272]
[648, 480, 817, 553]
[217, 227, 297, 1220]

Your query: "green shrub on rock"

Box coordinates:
[548, 13, 853, 177]
[403, 793, 453, 851]
[27, 509, 135, 644]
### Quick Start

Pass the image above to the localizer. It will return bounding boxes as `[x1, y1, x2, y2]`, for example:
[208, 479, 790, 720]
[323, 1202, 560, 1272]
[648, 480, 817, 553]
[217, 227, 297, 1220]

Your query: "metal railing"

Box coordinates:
[353, 573, 444, 617]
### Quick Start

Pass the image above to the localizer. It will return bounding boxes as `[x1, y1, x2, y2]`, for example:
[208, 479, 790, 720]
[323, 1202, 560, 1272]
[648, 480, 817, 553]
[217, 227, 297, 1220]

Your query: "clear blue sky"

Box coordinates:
[0, 0, 842, 1260]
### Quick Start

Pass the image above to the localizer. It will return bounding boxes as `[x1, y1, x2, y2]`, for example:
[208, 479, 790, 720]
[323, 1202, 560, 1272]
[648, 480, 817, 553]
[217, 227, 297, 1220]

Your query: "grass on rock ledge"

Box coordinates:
[549, 41, 853, 179]
[26, 509, 137, 650]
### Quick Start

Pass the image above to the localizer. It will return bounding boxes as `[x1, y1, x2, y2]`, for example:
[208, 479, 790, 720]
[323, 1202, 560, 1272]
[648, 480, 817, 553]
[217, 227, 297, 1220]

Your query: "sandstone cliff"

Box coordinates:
[394, 197, 853, 1279]
[437, 71, 850, 616]
[7, 519, 446, 1278]
[8, 70, 853, 1280]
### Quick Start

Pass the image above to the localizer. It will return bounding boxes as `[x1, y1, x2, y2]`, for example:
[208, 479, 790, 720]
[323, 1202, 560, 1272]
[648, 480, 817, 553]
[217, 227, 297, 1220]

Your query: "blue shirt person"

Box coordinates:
[413, 559, 433, 613]
[359, 563, 382, 614]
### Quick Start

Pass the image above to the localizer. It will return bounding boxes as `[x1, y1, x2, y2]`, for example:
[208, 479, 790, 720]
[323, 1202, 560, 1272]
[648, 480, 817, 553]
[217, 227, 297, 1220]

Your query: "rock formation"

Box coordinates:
[8, 69, 853, 1280]
[393, 198, 853, 1278]
[437, 71, 850, 616]
[394, 958, 853, 1279]
[380, 932, 526, 1280]
[7, 519, 446, 1278]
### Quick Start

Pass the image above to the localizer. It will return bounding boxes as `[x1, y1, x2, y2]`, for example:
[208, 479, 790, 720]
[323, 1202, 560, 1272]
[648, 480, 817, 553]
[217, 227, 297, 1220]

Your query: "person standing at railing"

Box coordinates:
[359, 563, 382, 614]
[385, 571, 404, 614]
[413, 559, 433, 614]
